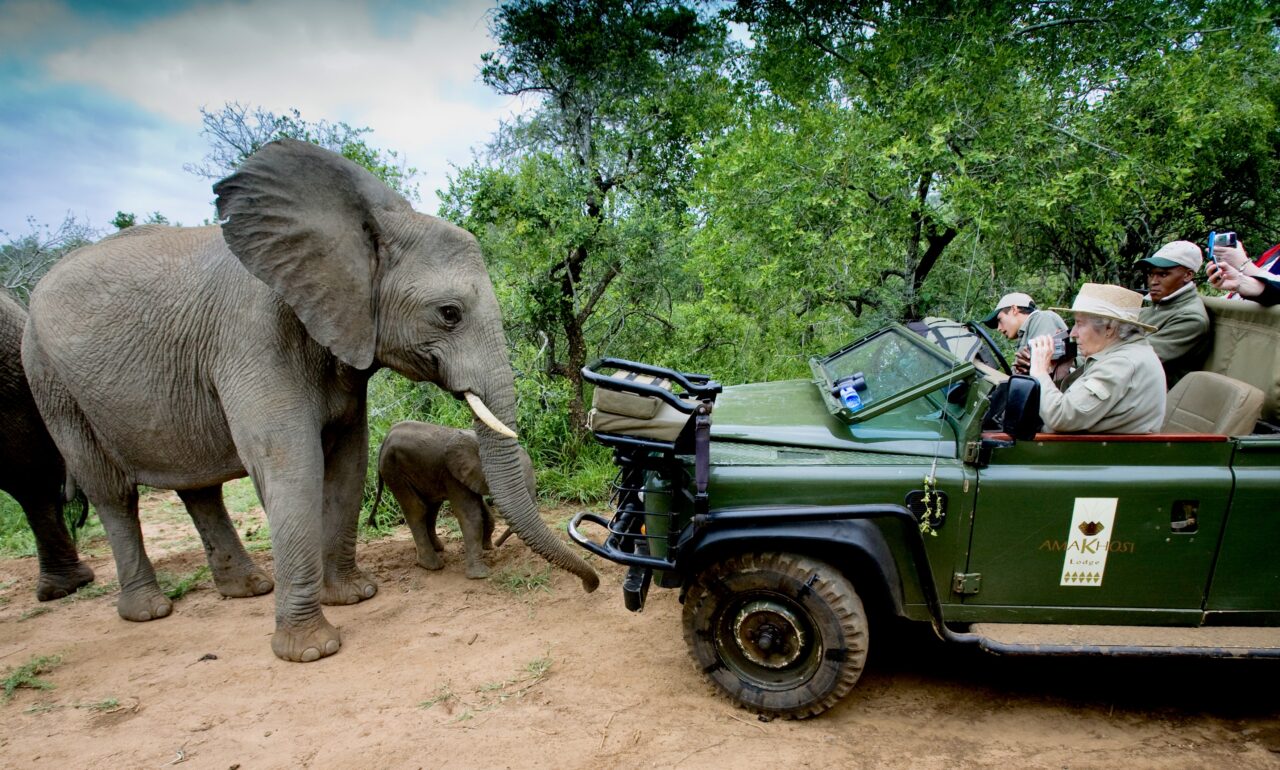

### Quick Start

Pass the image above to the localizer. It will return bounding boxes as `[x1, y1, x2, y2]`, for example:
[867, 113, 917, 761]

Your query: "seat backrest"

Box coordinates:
[1202, 295, 1280, 422]
[1163, 370, 1264, 435]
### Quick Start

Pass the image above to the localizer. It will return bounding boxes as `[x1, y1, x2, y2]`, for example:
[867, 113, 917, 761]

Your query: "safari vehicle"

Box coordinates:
[568, 296, 1280, 719]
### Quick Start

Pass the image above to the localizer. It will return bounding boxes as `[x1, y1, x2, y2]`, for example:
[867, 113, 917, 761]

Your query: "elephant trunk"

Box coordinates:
[468, 389, 599, 593]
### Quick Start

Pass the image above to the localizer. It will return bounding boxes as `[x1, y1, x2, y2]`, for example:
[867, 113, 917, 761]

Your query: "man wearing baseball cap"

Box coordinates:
[1135, 240, 1210, 388]
[981, 292, 1068, 356]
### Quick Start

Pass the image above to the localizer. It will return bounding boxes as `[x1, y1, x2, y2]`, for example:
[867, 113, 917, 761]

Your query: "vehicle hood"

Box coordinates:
[711, 380, 850, 448]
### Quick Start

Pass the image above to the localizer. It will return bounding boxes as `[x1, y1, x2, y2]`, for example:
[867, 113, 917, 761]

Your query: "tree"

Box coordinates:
[111, 211, 171, 230]
[445, 0, 732, 437]
[698, 0, 1280, 333]
[1, 215, 98, 303]
[185, 102, 420, 201]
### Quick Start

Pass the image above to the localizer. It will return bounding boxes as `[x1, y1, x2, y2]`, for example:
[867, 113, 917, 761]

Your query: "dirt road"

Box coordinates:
[1, 494, 1278, 769]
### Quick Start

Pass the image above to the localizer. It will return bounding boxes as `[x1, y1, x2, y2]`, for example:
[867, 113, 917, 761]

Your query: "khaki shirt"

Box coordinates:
[1139, 284, 1210, 388]
[1033, 336, 1167, 434]
[1015, 309, 1068, 353]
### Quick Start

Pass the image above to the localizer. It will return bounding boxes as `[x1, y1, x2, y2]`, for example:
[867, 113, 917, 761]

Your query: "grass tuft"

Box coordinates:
[59, 581, 115, 602]
[489, 562, 552, 596]
[3, 655, 63, 702]
[158, 567, 210, 600]
[421, 653, 554, 722]
[418, 683, 457, 710]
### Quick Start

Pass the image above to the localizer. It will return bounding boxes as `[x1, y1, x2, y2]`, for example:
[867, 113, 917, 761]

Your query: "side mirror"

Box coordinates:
[1001, 375, 1043, 440]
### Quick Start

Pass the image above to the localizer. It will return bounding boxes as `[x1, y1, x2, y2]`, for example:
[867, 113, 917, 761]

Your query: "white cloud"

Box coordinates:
[42, 0, 519, 210]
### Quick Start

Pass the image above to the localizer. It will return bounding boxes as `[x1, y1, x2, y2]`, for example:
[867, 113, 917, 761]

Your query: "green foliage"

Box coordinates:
[222, 477, 261, 515]
[713, 0, 1280, 317]
[0, 492, 36, 559]
[111, 211, 171, 230]
[3, 655, 62, 702]
[446, 1, 734, 439]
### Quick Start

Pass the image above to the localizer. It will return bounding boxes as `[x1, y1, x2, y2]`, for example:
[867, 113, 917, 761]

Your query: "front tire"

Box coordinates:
[682, 552, 868, 719]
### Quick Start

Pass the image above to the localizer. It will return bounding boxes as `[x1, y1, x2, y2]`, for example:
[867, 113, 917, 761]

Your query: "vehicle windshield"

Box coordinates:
[813, 325, 971, 421]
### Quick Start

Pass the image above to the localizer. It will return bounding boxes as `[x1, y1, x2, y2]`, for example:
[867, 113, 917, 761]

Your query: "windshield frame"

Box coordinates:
[809, 323, 976, 424]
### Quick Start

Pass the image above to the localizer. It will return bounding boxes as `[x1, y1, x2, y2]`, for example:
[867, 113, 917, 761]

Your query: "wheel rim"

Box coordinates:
[715, 592, 820, 690]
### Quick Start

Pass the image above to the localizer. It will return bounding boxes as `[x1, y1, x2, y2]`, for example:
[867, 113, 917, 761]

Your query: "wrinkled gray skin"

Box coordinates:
[0, 292, 94, 600]
[371, 422, 533, 579]
[23, 139, 598, 663]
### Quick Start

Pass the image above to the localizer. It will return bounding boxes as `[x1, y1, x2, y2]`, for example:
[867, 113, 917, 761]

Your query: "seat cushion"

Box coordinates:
[1163, 370, 1264, 435]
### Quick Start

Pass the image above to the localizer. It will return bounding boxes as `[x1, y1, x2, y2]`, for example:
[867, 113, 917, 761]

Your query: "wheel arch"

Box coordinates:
[680, 518, 908, 621]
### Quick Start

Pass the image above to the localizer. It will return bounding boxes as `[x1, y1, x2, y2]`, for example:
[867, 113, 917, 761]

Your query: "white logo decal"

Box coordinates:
[1060, 498, 1119, 587]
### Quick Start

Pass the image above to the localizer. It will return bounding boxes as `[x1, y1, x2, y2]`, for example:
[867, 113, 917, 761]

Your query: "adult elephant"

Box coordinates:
[0, 291, 94, 600]
[23, 139, 599, 662]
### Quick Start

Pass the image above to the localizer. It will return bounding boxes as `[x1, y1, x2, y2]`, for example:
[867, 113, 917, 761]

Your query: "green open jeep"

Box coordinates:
[568, 296, 1280, 719]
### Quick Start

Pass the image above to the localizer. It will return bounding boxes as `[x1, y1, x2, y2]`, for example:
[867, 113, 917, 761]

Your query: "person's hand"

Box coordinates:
[1212, 240, 1250, 272]
[1208, 260, 1266, 298]
[1014, 346, 1030, 375]
[1028, 335, 1054, 378]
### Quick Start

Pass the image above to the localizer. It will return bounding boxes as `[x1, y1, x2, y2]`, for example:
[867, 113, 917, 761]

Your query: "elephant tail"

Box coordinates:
[367, 473, 385, 528]
[62, 472, 90, 533]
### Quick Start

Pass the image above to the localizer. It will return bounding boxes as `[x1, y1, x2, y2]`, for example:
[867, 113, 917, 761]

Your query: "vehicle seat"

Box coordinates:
[1162, 371, 1264, 436]
[1202, 296, 1280, 423]
[587, 370, 697, 441]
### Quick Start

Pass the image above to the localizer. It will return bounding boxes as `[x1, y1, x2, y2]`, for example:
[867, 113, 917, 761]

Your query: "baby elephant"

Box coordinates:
[370, 422, 532, 579]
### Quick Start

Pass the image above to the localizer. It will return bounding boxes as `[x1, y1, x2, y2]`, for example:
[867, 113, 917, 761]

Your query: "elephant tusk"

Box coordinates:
[464, 392, 519, 439]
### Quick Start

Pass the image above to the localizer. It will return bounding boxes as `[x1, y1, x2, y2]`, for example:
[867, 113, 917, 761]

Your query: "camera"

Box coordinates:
[1208, 231, 1237, 262]
[1051, 329, 1075, 362]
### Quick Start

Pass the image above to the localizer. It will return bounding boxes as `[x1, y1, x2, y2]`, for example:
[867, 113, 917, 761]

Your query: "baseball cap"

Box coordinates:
[980, 292, 1035, 328]
[1135, 240, 1203, 272]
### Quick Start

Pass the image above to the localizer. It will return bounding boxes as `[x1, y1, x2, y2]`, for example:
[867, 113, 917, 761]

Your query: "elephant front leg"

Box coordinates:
[451, 493, 490, 580]
[319, 420, 378, 605]
[238, 426, 340, 662]
[178, 485, 273, 598]
[259, 472, 340, 662]
[403, 498, 446, 571]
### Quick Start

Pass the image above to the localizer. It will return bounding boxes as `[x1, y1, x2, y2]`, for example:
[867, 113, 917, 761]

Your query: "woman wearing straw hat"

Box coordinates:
[1027, 283, 1167, 434]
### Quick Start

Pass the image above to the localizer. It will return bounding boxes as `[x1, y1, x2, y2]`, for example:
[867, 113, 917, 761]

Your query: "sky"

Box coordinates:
[0, 0, 520, 237]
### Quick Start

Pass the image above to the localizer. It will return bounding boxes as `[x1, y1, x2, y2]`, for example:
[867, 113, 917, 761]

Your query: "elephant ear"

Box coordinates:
[446, 430, 489, 497]
[213, 138, 413, 369]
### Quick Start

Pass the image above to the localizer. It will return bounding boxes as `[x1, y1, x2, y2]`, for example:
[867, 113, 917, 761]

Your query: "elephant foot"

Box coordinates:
[415, 548, 445, 571]
[117, 584, 173, 622]
[464, 562, 490, 580]
[210, 563, 274, 598]
[272, 616, 341, 663]
[320, 570, 378, 606]
[36, 562, 96, 601]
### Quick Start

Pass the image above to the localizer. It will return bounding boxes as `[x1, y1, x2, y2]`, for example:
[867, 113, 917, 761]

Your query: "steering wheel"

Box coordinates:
[967, 321, 1011, 376]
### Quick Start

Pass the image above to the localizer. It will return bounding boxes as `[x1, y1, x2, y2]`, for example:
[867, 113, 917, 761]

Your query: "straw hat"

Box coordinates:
[1051, 283, 1158, 333]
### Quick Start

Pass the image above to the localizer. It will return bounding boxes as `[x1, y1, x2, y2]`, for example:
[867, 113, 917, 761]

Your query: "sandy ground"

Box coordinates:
[1, 491, 1279, 770]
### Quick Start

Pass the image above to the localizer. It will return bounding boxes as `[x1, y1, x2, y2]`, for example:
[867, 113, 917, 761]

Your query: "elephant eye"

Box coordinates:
[439, 304, 463, 327]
